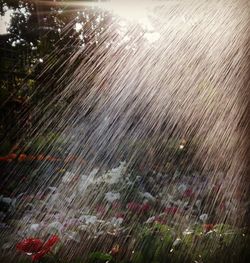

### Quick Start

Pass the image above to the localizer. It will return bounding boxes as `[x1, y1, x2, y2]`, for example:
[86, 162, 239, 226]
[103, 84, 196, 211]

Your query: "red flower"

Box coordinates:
[42, 235, 59, 250]
[7, 153, 17, 160]
[0, 156, 11, 162]
[16, 238, 43, 254]
[203, 224, 214, 232]
[16, 235, 59, 261]
[110, 244, 120, 256]
[18, 154, 27, 161]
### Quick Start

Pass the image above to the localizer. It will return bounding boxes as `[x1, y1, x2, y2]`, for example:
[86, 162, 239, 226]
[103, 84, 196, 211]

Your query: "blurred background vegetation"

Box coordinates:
[0, 0, 105, 155]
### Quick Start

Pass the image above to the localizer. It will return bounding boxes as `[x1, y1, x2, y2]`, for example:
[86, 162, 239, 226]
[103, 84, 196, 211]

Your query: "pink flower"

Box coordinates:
[96, 205, 106, 213]
[164, 206, 178, 215]
[127, 202, 151, 214]
[183, 189, 194, 198]
[112, 201, 122, 210]
[127, 202, 140, 212]
[154, 216, 167, 225]
[115, 213, 125, 219]
[139, 203, 151, 213]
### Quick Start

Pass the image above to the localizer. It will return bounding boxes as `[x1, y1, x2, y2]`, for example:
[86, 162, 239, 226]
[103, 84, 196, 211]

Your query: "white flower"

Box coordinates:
[105, 192, 120, 203]
[78, 225, 88, 231]
[78, 168, 98, 192]
[110, 217, 123, 227]
[62, 171, 76, 183]
[178, 184, 187, 193]
[183, 228, 194, 235]
[145, 216, 155, 224]
[173, 238, 181, 246]
[167, 194, 174, 202]
[75, 22, 83, 33]
[79, 215, 97, 224]
[142, 192, 156, 202]
[199, 213, 208, 222]
[30, 223, 40, 232]
[101, 162, 126, 184]
[86, 216, 97, 224]
[65, 231, 81, 242]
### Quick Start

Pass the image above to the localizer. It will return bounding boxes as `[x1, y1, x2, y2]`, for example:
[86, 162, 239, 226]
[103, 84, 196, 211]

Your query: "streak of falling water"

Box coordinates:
[1, 0, 250, 261]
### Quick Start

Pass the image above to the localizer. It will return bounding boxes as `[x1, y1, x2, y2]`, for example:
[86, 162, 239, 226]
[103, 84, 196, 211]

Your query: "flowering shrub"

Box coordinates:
[0, 162, 248, 262]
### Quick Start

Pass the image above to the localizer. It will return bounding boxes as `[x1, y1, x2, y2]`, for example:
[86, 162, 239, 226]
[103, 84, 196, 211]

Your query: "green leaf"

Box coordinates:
[87, 252, 113, 263]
